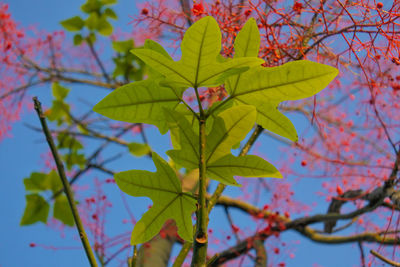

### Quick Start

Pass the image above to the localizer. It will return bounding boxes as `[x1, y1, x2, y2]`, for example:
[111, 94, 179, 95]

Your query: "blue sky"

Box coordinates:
[0, 1, 364, 266]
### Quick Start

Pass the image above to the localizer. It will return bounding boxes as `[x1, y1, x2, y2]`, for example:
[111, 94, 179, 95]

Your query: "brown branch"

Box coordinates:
[210, 187, 398, 266]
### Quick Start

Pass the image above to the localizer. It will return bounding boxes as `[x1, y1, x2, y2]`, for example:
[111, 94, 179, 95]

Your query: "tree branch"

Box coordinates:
[33, 97, 98, 267]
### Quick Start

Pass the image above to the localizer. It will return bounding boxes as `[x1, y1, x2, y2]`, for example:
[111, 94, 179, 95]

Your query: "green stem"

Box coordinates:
[173, 242, 193, 267]
[33, 97, 98, 267]
[130, 245, 137, 267]
[191, 106, 208, 267]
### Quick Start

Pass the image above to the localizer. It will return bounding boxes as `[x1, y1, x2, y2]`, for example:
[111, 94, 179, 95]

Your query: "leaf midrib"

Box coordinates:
[96, 98, 179, 109]
[136, 194, 180, 240]
[118, 176, 179, 195]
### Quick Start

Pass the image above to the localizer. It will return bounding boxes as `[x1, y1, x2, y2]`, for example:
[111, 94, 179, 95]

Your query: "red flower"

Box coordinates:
[292, 1, 303, 14]
[141, 8, 149, 15]
[336, 185, 343, 195]
[192, 3, 204, 16]
[376, 2, 383, 9]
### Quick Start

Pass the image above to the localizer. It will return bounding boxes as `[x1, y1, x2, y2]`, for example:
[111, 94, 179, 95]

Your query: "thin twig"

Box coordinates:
[33, 97, 98, 267]
[370, 250, 400, 267]
[358, 242, 366, 267]
[87, 38, 111, 84]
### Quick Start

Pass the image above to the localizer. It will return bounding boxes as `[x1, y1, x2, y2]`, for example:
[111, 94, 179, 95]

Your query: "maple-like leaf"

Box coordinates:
[224, 18, 338, 141]
[131, 16, 263, 88]
[115, 153, 197, 244]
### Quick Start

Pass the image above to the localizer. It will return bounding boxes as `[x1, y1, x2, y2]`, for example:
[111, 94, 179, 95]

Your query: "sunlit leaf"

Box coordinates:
[207, 154, 282, 186]
[93, 79, 181, 134]
[132, 16, 263, 88]
[115, 153, 196, 244]
[234, 98, 298, 141]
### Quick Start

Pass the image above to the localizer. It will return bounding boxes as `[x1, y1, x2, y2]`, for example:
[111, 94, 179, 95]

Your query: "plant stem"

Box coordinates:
[173, 242, 193, 267]
[33, 97, 98, 267]
[191, 113, 208, 266]
[130, 245, 137, 267]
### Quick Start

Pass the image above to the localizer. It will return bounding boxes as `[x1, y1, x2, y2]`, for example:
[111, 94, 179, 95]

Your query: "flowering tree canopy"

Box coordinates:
[1, 0, 400, 266]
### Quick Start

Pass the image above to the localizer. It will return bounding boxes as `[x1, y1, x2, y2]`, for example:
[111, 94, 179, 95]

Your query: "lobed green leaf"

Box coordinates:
[54, 195, 74, 226]
[132, 16, 263, 89]
[115, 153, 196, 244]
[93, 79, 181, 134]
[207, 154, 282, 186]
[20, 194, 50, 226]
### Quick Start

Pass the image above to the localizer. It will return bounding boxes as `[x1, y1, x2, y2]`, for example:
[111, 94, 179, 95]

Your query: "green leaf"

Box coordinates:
[86, 32, 97, 43]
[207, 154, 282, 185]
[73, 34, 83, 46]
[46, 170, 63, 193]
[52, 83, 70, 100]
[226, 17, 260, 96]
[104, 8, 117, 19]
[132, 16, 263, 88]
[60, 16, 84, 32]
[115, 153, 196, 244]
[57, 132, 83, 150]
[235, 99, 298, 141]
[165, 109, 199, 169]
[46, 100, 70, 125]
[20, 194, 50, 225]
[143, 39, 172, 60]
[234, 18, 260, 58]
[81, 0, 102, 13]
[230, 61, 338, 101]
[128, 142, 151, 157]
[24, 172, 49, 192]
[226, 61, 337, 141]
[206, 105, 256, 163]
[85, 13, 99, 30]
[97, 17, 113, 36]
[112, 40, 134, 53]
[167, 105, 262, 186]
[93, 79, 181, 134]
[63, 153, 86, 170]
[54, 195, 74, 226]
[101, 0, 117, 5]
